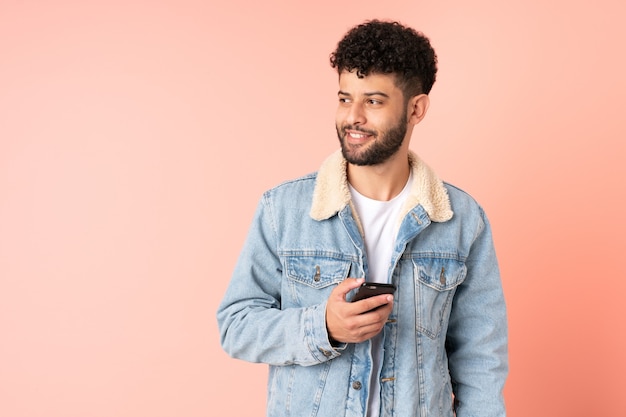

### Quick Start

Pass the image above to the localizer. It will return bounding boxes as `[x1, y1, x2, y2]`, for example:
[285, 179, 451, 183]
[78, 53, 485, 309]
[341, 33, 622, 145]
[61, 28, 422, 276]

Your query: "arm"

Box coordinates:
[216, 194, 341, 366]
[446, 208, 508, 417]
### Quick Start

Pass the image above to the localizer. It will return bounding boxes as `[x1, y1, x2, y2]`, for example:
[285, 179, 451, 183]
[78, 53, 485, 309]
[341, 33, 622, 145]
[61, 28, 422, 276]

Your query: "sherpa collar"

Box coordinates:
[309, 150, 453, 224]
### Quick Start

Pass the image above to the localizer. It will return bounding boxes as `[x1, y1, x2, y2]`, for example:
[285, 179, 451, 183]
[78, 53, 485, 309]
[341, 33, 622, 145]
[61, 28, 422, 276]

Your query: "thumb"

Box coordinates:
[333, 277, 365, 300]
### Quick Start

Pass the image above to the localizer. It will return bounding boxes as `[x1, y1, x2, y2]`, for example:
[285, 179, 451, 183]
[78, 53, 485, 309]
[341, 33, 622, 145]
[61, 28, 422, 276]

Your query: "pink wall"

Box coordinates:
[1, 1, 624, 416]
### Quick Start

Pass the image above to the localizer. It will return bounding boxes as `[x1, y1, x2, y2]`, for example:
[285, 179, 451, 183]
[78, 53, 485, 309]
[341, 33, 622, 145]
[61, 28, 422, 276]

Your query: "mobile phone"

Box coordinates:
[352, 282, 396, 302]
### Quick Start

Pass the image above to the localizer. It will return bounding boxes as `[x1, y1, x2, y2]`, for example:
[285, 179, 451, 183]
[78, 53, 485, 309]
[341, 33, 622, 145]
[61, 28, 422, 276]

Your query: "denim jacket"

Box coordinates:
[217, 150, 508, 417]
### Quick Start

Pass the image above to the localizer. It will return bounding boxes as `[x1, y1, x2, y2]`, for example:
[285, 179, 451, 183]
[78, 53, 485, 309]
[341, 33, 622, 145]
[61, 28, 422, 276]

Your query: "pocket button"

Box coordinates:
[319, 348, 332, 357]
[314, 265, 321, 282]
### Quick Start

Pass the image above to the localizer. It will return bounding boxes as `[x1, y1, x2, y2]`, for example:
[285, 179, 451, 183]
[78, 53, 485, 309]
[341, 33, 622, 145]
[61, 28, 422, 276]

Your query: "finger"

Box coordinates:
[349, 318, 389, 342]
[353, 294, 393, 314]
[332, 277, 365, 301]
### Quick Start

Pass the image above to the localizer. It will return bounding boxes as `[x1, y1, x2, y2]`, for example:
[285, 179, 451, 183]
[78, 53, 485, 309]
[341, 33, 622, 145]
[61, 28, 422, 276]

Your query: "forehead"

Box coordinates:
[338, 70, 402, 96]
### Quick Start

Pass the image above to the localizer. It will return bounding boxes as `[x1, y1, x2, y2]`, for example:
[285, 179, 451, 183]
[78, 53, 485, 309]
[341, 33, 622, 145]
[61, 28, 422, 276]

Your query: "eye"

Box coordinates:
[338, 97, 351, 104]
[367, 99, 383, 106]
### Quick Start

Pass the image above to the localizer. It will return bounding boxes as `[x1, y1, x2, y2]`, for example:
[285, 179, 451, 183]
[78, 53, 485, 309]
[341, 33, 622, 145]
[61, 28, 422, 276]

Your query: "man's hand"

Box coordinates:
[326, 278, 394, 344]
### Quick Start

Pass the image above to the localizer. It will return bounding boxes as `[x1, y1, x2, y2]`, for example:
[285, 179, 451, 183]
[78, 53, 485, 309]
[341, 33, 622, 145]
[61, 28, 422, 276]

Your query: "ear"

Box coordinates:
[407, 94, 430, 125]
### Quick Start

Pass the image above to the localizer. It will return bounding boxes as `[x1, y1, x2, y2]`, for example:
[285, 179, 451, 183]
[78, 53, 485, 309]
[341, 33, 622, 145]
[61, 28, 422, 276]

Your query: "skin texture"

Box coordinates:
[325, 70, 430, 343]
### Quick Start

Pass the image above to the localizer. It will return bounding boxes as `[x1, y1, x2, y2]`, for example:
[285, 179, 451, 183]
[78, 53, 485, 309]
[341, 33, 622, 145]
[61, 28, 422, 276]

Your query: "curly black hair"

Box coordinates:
[330, 20, 437, 97]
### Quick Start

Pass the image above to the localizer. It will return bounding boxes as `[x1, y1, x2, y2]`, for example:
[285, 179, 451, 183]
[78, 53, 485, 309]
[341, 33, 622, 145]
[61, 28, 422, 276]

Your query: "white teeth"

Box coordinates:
[349, 133, 366, 138]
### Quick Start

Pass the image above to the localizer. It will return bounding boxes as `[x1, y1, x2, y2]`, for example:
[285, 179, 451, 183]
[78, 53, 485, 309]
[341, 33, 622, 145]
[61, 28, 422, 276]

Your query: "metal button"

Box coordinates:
[319, 348, 332, 357]
[314, 265, 321, 282]
[352, 381, 362, 390]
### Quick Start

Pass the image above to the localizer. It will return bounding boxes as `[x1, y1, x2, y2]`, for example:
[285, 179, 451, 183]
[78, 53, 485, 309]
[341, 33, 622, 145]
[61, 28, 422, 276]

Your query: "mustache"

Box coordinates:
[340, 124, 377, 137]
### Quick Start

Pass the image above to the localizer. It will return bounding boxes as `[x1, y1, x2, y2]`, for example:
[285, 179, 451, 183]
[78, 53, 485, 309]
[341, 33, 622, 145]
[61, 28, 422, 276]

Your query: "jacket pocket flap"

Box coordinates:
[414, 258, 466, 291]
[285, 256, 351, 289]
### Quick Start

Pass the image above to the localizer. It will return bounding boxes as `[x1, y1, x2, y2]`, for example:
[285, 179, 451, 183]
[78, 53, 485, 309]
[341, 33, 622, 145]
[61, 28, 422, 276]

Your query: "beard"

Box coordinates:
[336, 111, 408, 166]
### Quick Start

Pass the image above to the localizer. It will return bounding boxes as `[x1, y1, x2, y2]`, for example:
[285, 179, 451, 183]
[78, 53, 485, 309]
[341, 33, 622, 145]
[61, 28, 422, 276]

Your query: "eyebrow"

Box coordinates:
[337, 90, 390, 98]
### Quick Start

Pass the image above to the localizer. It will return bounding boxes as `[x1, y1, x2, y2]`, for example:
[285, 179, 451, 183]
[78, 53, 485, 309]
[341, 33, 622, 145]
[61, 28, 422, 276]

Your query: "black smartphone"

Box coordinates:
[352, 282, 396, 302]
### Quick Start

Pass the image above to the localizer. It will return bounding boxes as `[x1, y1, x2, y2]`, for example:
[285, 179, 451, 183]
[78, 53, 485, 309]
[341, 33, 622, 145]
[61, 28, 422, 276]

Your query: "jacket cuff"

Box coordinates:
[306, 301, 345, 362]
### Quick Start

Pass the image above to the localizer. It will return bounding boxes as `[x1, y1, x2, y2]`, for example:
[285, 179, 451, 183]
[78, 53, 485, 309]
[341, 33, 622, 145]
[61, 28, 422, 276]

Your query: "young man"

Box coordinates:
[217, 20, 508, 417]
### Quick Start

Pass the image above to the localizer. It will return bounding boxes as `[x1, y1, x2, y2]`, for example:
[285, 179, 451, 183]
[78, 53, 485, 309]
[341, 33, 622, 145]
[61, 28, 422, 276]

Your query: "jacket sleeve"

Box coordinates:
[446, 207, 508, 417]
[216, 193, 341, 366]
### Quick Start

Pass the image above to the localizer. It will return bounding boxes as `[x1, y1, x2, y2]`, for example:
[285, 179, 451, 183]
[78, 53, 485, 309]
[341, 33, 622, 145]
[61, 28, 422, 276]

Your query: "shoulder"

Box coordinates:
[443, 182, 487, 220]
[265, 172, 317, 193]
[261, 172, 318, 205]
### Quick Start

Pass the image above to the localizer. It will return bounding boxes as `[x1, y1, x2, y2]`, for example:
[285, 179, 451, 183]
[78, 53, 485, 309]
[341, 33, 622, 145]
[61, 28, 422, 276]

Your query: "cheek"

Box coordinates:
[335, 110, 345, 127]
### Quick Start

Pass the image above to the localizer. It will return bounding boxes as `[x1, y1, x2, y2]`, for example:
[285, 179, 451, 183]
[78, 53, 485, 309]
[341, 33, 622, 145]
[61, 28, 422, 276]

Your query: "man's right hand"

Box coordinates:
[325, 278, 394, 344]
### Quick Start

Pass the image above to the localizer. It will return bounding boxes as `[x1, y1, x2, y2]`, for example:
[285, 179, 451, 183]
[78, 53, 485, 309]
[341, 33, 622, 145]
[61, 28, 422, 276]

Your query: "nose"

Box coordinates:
[346, 102, 366, 125]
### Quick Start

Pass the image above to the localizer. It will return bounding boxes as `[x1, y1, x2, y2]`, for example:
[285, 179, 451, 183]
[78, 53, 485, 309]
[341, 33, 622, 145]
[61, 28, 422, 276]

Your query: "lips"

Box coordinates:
[343, 127, 376, 144]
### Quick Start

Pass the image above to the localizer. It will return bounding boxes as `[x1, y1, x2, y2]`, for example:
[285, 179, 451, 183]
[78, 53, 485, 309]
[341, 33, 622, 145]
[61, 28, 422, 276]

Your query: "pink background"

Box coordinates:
[1, 1, 625, 416]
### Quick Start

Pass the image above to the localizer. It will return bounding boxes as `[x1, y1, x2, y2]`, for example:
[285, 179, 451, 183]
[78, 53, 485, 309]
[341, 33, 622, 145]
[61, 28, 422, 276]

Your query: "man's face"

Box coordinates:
[335, 71, 409, 166]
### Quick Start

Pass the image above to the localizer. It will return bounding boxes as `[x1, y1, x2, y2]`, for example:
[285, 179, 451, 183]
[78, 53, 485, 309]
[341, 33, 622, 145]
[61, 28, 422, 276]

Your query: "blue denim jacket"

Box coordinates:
[217, 151, 508, 417]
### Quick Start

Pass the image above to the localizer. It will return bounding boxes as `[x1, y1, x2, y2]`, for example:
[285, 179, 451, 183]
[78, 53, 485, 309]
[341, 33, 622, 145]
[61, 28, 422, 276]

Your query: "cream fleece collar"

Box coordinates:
[309, 150, 453, 223]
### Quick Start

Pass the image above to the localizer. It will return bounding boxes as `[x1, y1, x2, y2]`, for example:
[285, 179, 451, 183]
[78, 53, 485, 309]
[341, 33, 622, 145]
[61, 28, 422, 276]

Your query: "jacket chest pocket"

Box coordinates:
[283, 255, 352, 307]
[412, 257, 466, 339]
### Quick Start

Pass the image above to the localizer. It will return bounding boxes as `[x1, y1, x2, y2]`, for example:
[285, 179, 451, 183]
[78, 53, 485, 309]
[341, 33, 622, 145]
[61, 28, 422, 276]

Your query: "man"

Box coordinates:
[217, 20, 508, 417]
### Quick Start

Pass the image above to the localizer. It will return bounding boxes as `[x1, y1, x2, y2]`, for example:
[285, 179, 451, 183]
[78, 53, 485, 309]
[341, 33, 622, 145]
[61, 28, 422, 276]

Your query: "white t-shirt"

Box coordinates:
[348, 172, 413, 417]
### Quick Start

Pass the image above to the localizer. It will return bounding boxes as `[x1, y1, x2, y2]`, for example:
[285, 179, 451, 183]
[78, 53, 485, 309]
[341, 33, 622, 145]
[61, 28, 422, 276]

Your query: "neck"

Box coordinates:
[347, 150, 410, 201]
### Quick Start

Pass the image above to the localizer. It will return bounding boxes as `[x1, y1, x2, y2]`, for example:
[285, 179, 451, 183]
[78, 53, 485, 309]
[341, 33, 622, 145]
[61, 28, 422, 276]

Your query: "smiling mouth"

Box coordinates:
[348, 132, 370, 139]
[344, 126, 376, 140]
[344, 130, 375, 147]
